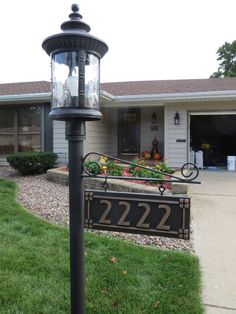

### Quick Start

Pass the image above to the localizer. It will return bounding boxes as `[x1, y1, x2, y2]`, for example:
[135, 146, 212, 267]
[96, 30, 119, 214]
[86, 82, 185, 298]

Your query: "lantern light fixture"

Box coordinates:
[151, 112, 157, 124]
[150, 112, 158, 131]
[42, 4, 108, 121]
[174, 111, 180, 125]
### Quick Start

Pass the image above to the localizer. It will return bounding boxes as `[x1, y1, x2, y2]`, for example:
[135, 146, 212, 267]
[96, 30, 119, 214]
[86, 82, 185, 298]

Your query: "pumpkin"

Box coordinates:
[153, 153, 161, 160]
[142, 150, 150, 158]
[144, 152, 151, 160]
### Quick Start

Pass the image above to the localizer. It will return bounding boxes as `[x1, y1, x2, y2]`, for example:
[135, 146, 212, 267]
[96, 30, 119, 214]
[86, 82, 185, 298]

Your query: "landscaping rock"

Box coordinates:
[0, 166, 194, 253]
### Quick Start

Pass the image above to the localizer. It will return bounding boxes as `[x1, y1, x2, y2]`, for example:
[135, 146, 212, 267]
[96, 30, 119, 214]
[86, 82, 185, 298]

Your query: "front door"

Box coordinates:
[118, 108, 140, 156]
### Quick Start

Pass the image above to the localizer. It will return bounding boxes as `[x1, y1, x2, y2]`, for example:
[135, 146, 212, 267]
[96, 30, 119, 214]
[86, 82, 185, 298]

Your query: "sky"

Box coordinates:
[0, 0, 236, 84]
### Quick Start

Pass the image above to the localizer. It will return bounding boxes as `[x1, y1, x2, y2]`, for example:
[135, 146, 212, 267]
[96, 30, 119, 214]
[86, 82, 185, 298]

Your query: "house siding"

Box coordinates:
[164, 105, 187, 168]
[53, 120, 68, 164]
[110, 109, 118, 156]
[53, 109, 111, 164]
[85, 108, 111, 155]
[43, 103, 53, 152]
[140, 107, 164, 157]
[165, 100, 236, 168]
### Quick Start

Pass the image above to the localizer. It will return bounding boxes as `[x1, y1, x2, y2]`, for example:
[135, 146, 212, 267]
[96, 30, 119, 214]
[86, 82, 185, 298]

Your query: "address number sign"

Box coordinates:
[85, 190, 190, 239]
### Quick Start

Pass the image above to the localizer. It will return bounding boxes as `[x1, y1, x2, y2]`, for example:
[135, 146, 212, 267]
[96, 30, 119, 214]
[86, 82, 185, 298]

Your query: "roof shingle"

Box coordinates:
[1, 78, 236, 98]
[0, 81, 51, 96]
[101, 78, 236, 96]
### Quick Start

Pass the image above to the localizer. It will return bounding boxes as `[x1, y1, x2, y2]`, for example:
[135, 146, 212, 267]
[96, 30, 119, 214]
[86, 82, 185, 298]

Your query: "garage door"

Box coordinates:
[190, 112, 236, 167]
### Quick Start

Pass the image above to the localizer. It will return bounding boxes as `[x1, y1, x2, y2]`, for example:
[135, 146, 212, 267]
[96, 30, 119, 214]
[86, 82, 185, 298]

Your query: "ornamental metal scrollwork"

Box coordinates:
[180, 162, 199, 181]
[82, 152, 200, 196]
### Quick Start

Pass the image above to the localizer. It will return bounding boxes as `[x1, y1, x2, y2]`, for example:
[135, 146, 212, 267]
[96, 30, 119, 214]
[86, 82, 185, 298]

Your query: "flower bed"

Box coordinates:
[47, 155, 189, 195]
[58, 157, 175, 186]
[47, 167, 189, 195]
[84, 157, 174, 189]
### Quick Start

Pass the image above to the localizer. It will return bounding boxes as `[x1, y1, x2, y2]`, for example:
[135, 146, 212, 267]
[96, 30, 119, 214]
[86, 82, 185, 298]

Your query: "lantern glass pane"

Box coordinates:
[52, 52, 79, 108]
[85, 54, 100, 109]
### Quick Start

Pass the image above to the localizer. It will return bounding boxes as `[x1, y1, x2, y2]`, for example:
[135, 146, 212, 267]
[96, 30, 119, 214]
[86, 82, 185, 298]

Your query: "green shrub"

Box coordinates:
[85, 160, 101, 175]
[133, 167, 163, 180]
[155, 162, 175, 174]
[129, 158, 146, 174]
[7, 152, 58, 175]
[106, 161, 122, 176]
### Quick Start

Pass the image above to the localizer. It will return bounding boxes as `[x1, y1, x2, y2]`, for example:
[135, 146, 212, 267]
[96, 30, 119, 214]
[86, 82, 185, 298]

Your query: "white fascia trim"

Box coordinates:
[0, 91, 113, 104]
[101, 90, 236, 108]
[100, 90, 114, 101]
[0, 93, 51, 104]
[114, 90, 236, 102]
[2, 89, 236, 107]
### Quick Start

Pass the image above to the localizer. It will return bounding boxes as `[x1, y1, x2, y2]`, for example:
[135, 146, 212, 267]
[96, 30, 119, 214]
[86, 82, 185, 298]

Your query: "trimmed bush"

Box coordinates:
[7, 151, 58, 175]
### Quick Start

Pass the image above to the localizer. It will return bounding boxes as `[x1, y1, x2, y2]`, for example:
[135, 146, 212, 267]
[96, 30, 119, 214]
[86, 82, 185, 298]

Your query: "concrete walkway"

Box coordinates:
[191, 170, 236, 313]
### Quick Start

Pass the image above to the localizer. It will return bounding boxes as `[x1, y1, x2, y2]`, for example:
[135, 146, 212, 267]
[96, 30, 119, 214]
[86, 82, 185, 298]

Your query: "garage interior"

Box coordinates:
[190, 113, 236, 167]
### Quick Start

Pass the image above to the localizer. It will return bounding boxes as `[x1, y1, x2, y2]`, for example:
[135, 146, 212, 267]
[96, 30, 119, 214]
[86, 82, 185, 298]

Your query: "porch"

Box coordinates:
[85, 106, 165, 163]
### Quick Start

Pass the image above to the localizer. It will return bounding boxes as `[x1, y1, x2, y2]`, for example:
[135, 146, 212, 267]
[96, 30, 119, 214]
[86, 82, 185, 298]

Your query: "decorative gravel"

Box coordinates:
[0, 166, 194, 253]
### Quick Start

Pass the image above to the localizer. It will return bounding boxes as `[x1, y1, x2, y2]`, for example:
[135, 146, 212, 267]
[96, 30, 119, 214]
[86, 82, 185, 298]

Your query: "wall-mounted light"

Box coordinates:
[151, 112, 158, 131]
[174, 111, 180, 125]
[151, 112, 157, 124]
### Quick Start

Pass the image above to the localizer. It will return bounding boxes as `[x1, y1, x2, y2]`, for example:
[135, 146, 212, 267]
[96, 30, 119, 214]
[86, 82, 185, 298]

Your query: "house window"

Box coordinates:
[18, 106, 41, 152]
[0, 105, 42, 154]
[0, 109, 14, 154]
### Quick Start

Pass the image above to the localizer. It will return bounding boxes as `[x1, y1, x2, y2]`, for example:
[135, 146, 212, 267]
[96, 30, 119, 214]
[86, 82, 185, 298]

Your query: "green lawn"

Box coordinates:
[0, 179, 203, 313]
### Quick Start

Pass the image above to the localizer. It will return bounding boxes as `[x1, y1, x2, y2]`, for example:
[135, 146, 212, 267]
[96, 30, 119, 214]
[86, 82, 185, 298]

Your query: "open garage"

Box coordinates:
[190, 112, 236, 167]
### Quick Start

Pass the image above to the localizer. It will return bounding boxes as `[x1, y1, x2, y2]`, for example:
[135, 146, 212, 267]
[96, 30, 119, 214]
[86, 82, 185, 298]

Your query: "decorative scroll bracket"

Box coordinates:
[82, 152, 201, 196]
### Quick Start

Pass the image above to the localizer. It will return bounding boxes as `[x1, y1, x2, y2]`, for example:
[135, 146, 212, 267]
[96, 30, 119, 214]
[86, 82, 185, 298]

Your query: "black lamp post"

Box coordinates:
[42, 4, 108, 314]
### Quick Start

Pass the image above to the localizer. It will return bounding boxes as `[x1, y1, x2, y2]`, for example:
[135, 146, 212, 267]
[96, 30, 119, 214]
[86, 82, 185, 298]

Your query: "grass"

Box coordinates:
[0, 179, 203, 313]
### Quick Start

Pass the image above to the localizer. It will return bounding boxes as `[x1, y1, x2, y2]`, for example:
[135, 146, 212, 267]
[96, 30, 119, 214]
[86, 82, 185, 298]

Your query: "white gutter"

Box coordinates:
[100, 90, 114, 101]
[1, 89, 236, 107]
[0, 92, 51, 104]
[0, 90, 111, 104]
[101, 90, 236, 108]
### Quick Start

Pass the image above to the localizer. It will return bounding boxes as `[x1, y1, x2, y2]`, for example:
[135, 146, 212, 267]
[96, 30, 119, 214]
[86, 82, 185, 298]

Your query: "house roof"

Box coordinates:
[100, 78, 236, 96]
[1, 78, 236, 97]
[0, 81, 51, 96]
[1, 78, 236, 104]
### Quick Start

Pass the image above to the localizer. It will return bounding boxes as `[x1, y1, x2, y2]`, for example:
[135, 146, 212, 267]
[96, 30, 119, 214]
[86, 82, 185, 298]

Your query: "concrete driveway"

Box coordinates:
[191, 170, 236, 313]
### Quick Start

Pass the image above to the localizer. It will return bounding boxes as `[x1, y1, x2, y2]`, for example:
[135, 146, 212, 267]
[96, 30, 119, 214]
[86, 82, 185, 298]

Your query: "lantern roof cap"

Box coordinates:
[42, 3, 108, 58]
[61, 4, 91, 33]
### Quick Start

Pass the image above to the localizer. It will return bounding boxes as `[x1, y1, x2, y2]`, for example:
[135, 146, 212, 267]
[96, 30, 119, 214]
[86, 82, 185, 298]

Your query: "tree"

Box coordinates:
[210, 40, 236, 78]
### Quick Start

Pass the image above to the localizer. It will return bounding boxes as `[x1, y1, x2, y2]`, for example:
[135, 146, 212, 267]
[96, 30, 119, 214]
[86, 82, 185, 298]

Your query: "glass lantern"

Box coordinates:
[52, 51, 100, 112]
[174, 112, 180, 125]
[42, 4, 108, 121]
